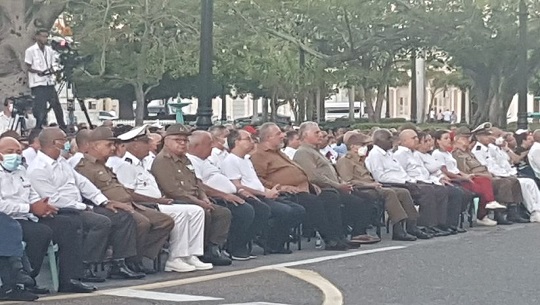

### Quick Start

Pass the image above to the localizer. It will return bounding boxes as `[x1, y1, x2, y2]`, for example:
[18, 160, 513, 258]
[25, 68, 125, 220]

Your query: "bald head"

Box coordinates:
[533, 130, 540, 142]
[188, 130, 213, 159]
[148, 133, 162, 153]
[0, 137, 22, 155]
[38, 127, 66, 148]
[399, 129, 419, 150]
[491, 127, 503, 137]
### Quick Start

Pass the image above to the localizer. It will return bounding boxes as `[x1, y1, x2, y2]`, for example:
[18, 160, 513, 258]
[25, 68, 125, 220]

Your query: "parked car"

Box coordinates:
[98, 111, 118, 121]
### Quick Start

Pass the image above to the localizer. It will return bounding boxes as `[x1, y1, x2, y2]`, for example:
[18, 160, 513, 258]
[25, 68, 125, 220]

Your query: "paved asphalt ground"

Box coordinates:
[13, 223, 540, 305]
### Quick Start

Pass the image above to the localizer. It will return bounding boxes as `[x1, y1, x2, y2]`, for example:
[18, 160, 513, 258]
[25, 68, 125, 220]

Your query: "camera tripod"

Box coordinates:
[8, 113, 28, 137]
[55, 79, 94, 133]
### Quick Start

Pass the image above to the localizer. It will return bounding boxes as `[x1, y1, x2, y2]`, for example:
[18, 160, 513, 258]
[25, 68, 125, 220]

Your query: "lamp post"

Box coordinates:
[410, 50, 417, 123]
[195, 0, 214, 130]
[517, 0, 528, 130]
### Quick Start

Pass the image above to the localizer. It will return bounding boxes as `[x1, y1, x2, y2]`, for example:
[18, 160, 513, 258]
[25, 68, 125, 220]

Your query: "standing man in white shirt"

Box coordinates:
[208, 125, 230, 169]
[114, 126, 212, 273]
[24, 29, 66, 130]
[282, 130, 300, 160]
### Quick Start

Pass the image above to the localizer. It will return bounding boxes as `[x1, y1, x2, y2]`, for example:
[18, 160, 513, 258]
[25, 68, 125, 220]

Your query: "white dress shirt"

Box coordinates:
[0, 166, 40, 221]
[488, 143, 517, 175]
[68, 152, 84, 168]
[142, 151, 156, 171]
[393, 146, 441, 184]
[106, 156, 124, 173]
[221, 153, 265, 192]
[432, 149, 461, 175]
[415, 151, 444, 177]
[365, 145, 415, 184]
[186, 153, 237, 194]
[281, 147, 297, 160]
[22, 147, 38, 166]
[528, 142, 540, 179]
[24, 43, 57, 88]
[208, 147, 229, 169]
[27, 152, 108, 210]
[115, 152, 162, 198]
[472, 143, 511, 177]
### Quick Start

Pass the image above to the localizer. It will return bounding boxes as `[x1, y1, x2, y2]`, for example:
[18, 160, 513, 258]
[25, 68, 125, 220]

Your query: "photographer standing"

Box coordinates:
[25, 29, 67, 130]
[0, 98, 36, 134]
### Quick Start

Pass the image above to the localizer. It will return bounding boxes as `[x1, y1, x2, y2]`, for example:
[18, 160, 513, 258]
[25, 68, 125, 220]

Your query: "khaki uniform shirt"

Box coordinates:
[75, 154, 133, 203]
[151, 149, 206, 202]
[335, 152, 375, 186]
[293, 144, 341, 189]
[452, 148, 491, 176]
[250, 145, 310, 190]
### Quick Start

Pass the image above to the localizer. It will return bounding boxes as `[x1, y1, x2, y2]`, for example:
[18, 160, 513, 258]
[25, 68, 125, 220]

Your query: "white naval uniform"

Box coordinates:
[114, 152, 206, 259]
[484, 144, 540, 213]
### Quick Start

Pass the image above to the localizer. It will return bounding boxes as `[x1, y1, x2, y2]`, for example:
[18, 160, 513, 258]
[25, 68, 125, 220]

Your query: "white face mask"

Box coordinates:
[357, 146, 368, 157]
[495, 137, 504, 146]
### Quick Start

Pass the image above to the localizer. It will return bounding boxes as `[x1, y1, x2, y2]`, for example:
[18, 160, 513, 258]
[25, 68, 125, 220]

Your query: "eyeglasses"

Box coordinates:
[170, 138, 189, 144]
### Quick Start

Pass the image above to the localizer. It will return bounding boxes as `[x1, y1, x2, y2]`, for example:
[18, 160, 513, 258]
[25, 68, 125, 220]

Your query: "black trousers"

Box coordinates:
[264, 197, 305, 250]
[337, 191, 376, 236]
[215, 197, 270, 255]
[17, 216, 84, 290]
[286, 191, 343, 243]
[91, 207, 138, 261]
[443, 185, 466, 227]
[31, 85, 67, 129]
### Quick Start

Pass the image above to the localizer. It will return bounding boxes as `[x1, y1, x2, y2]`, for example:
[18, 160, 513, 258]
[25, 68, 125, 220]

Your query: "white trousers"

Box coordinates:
[517, 178, 540, 213]
[158, 204, 205, 259]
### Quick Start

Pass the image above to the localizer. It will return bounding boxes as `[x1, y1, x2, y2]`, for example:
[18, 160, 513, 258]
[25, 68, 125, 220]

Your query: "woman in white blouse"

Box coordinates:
[432, 130, 506, 226]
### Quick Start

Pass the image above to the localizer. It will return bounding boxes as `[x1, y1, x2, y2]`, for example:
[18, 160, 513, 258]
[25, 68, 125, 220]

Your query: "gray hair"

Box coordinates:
[259, 122, 278, 142]
[189, 130, 212, 146]
[298, 121, 319, 140]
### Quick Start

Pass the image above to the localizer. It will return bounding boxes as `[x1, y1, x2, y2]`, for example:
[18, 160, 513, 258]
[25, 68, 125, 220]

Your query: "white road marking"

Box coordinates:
[277, 268, 343, 305]
[98, 288, 223, 302]
[27, 245, 406, 303]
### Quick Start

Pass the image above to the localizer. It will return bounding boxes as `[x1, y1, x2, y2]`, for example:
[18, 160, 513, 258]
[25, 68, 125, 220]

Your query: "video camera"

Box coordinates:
[50, 39, 92, 80]
[6, 93, 34, 118]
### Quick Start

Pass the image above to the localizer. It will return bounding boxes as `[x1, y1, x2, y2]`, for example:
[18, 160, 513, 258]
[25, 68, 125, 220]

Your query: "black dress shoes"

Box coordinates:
[393, 221, 418, 241]
[407, 229, 432, 240]
[324, 240, 349, 251]
[25, 285, 50, 295]
[58, 279, 96, 293]
[108, 260, 145, 280]
[495, 211, 514, 225]
[448, 226, 467, 234]
[0, 285, 39, 301]
[425, 227, 451, 237]
[82, 267, 106, 283]
[127, 262, 156, 275]
[201, 245, 232, 266]
[267, 247, 293, 254]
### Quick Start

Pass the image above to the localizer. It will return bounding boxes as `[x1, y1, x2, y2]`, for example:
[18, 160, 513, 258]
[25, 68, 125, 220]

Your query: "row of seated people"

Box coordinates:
[2, 121, 538, 301]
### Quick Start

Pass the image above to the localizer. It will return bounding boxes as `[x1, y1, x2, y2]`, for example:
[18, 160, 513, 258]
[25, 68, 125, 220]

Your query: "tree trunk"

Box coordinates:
[363, 87, 376, 123]
[134, 82, 145, 126]
[306, 89, 314, 121]
[0, 1, 66, 103]
[374, 84, 386, 123]
[118, 96, 134, 119]
[261, 97, 268, 123]
[270, 90, 278, 122]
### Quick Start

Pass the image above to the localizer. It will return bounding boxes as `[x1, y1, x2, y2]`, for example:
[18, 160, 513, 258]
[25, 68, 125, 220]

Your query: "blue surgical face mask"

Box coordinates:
[63, 141, 71, 152]
[1, 153, 22, 171]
